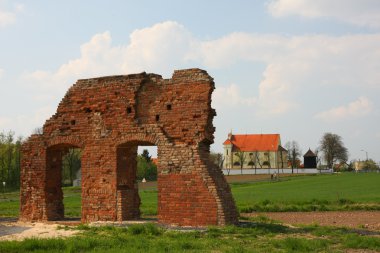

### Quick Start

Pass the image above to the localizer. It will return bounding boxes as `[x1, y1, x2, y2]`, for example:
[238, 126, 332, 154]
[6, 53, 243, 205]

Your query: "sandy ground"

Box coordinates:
[0, 218, 79, 241]
[243, 211, 380, 231]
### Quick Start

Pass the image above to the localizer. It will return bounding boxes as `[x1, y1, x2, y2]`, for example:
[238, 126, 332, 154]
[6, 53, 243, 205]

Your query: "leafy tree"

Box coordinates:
[62, 148, 81, 186]
[285, 141, 301, 173]
[363, 159, 379, 171]
[141, 149, 152, 163]
[319, 132, 348, 170]
[137, 149, 157, 181]
[0, 131, 22, 189]
[234, 150, 247, 175]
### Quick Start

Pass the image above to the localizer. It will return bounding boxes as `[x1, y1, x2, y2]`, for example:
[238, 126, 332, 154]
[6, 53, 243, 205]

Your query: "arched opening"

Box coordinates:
[45, 144, 82, 221]
[116, 141, 158, 221]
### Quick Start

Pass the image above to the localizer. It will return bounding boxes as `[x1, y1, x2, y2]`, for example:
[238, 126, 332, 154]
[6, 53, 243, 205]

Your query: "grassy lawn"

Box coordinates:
[0, 218, 379, 252]
[1, 173, 380, 218]
[232, 172, 380, 212]
[1, 173, 380, 252]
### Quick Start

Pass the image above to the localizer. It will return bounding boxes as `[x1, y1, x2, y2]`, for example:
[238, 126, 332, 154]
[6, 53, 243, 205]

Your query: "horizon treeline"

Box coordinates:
[0, 131, 22, 189]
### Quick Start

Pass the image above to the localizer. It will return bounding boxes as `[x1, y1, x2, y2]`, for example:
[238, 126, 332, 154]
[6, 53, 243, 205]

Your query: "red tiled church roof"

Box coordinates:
[223, 134, 280, 151]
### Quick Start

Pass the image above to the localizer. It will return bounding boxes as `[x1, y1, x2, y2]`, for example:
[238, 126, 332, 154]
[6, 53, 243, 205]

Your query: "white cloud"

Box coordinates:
[0, 10, 15, 27]
[24, 31, 126, 98]
[0, 68, 3, 78]
[122, 21, 195, 74]
[24, 21, 195, 98]
[0, 106, 55, 137]
[196, 33, 380, 114]
[212, 84, 257, 109]
[314, 96, 373, 121]
[267, 0, 380, 29]
[0, 2, 24, 28]
[25, 21, 380, 117]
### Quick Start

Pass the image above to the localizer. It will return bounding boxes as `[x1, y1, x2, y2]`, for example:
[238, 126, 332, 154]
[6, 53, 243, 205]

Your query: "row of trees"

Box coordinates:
[62, 148, 158, 184]
[285, 132, 349, 170]
[211, 132, 378, 172]
[0, 129, 158, 189]
[0, 130, 82, 189]
[0, 129, 377, 190]
[0, 131, 22, 189]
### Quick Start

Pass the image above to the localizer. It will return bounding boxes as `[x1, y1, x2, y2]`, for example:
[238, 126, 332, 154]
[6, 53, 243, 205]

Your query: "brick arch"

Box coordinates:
[46, 136, 84, 149]
[20, 68, 238, 226]
[115, 134, 158, 148]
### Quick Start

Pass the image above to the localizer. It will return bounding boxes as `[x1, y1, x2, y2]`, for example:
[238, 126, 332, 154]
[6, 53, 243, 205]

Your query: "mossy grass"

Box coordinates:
[1, 221, 380, 252]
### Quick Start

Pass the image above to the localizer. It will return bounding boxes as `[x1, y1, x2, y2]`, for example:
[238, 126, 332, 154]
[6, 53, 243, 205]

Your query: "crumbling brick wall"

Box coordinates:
[20, 68, 238, 226]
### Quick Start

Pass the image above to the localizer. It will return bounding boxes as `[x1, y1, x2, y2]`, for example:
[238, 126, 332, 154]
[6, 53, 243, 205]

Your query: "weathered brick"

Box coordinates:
[20, 68, 238, 226]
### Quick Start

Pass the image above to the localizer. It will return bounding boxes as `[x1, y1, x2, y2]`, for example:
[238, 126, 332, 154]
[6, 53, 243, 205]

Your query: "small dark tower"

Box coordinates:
[303, 149, 317, 168]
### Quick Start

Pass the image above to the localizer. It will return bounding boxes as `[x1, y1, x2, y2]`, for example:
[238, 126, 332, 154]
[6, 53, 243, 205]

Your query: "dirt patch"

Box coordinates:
[0, 221, 79, 241]
[244, 211, 380, 231]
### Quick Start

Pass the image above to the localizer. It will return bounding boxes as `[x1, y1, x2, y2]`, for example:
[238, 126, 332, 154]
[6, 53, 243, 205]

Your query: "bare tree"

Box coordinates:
[216, 153, 225, 170]
[279, 146, 286, 174]
[255, 151, 263, 171]
[210, 152, 226, 174]
[234, 151, 247, 175]
[319, 132, 348, 170]
[248, 153, 256, 174]
[33, 127, 43, 135]
[285, 141, 301, 174]
[267, 151, 271, 175]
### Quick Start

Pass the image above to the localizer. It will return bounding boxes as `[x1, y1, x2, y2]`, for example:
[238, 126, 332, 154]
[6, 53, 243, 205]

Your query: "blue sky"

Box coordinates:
[1, 0, 380, 163]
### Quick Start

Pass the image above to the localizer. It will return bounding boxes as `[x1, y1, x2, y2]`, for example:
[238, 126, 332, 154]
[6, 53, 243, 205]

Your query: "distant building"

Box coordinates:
[223, 132, 288, 169]
[303, 149, 317, 168]
[354, 160, 365, 171]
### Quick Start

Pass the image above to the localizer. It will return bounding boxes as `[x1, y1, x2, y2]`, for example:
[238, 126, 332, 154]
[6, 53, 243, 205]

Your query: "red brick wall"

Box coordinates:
[20, 68, 238, 226]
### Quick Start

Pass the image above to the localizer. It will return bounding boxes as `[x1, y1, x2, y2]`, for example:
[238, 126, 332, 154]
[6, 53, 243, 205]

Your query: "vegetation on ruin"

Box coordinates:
[0, 217, 379, 252]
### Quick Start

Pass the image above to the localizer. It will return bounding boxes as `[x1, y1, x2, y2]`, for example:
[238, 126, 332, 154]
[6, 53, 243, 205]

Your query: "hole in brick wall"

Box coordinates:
[155, 115, 160, 122]
[116, 143, 157, 221]
[84, 108, 92, 113]
[46, 145, 82, 221]
[127, 107, 132, 114]
[166, 104, 172, 110]
[70, 120, 76, 125]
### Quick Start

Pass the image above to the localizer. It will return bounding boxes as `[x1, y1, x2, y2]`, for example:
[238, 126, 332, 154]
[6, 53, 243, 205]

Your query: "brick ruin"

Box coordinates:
[20, 68, 238, 226]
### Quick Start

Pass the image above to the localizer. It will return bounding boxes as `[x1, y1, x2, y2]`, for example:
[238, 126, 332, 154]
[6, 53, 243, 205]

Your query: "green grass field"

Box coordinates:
[0, 218, 379, 252]
[1, 173, 380, 252]
[233, 172, 380, 212]
[1, 173, 379, 218]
